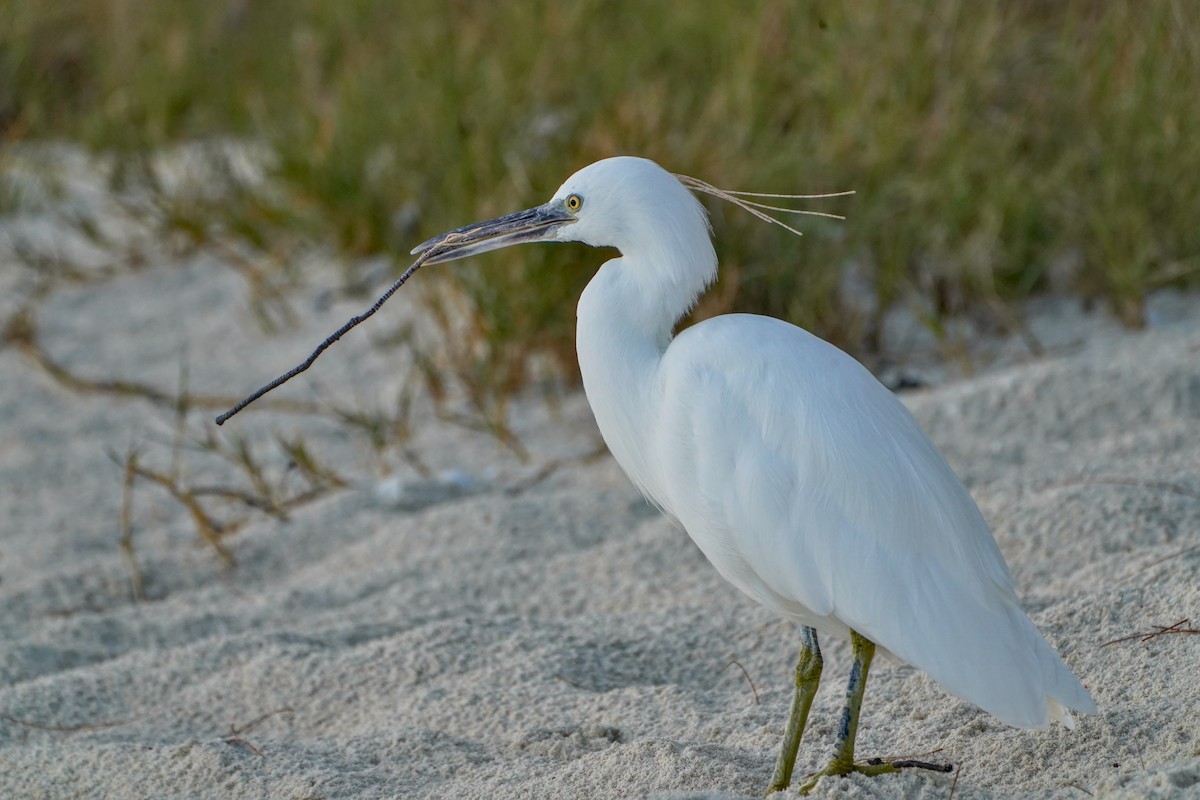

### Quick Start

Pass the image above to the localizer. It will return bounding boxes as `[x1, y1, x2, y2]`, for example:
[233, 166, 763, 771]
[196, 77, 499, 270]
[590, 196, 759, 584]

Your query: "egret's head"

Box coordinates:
[411, 156, 710, 264]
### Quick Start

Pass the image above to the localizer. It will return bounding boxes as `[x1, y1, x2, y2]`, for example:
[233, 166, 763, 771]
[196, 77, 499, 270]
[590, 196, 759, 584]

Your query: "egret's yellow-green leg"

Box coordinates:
[794, 629, 898, 795]
[768, 626, 823, 793]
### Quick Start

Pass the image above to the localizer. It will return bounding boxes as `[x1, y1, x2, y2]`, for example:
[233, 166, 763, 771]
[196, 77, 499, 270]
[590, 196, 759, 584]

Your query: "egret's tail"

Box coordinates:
[1037, 626, 1096, 729]
[1047, 698, 1077, 730]
[845, 557, 1095, 730]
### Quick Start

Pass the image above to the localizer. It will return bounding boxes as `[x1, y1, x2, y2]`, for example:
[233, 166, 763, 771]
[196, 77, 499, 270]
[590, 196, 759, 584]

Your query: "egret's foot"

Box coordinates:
[792, 757, 953, 796]
[767, 630, 952, 795]
[793, 758, 895, 796]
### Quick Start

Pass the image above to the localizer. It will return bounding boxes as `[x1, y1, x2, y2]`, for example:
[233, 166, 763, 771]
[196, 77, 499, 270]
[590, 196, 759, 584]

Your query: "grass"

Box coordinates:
[3, 0, 1198, 395]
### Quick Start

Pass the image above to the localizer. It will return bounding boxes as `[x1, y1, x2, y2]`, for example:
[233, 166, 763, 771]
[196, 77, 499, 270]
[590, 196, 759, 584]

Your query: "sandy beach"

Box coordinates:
[2, 159, 1199, 799]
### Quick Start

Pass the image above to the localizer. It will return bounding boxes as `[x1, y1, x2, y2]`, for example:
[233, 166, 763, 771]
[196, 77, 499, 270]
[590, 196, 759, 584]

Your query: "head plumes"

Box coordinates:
[673, 174, 854, 238]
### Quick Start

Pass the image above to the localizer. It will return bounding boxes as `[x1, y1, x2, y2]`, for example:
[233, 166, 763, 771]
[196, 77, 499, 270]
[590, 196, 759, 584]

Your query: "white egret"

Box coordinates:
[410, 156, 1095, 794]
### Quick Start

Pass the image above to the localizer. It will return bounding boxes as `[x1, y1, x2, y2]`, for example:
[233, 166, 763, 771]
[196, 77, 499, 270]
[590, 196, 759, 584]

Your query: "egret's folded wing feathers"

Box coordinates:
[656, 314, 1094, 727]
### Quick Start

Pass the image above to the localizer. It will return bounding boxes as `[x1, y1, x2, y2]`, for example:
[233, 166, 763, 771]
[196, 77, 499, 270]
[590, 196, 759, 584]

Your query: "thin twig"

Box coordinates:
[223, 700, 283, 757]
[862, 749, 954, 779]
[223, 737, 265, 757]
[186, 484, 289, 514]
[216, 250, 435, 425]
[1040, 477, 1200, 502]
[119, 446, 144, 602]
[889, 760, 953, 772]
[4, 305, 322, 415]
[0, 712, 148, 733]
[123, 461, 236, 567]
[1119, 543, 1200, 584]
[504, 442, 611, 496]
[228, 706, 294, 736]
[948, 764, 962, 800]
[552, 674, 594, 692]
[721, 659, 760, 705]
[171, 355, 191, 483]
[864, 758, 955, 777]
[1100, 618, 1199, 648]
[504, 459, 566, 497]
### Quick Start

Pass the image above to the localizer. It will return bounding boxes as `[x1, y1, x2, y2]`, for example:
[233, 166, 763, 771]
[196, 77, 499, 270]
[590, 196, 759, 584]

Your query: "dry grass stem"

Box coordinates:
[125, 461, 236, 567]
[0, 712, 149, 733]
[720, 659, 760, 705]
[1040, 477, 1200, 502]
[3, 305, 324, 416]
[1100, 618, 1199, 648]
[118, 447, 144, 601]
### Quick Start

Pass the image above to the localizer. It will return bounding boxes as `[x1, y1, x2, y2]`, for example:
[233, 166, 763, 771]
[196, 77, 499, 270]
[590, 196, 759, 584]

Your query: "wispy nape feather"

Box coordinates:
[673, 174, 854, 238]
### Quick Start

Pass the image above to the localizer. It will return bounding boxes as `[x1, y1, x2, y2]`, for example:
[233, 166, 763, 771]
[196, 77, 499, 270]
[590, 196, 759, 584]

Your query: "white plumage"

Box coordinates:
[414, 155, 1094, 791]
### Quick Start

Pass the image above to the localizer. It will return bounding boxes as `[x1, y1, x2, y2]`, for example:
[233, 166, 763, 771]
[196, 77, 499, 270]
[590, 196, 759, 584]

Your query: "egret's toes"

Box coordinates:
[791, 758, 952, 795]
[793, 759, 894, 795]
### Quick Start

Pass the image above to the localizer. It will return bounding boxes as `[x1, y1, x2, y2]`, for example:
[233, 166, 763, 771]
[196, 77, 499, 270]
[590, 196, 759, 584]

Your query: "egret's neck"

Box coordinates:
[576, 243, 716, 495]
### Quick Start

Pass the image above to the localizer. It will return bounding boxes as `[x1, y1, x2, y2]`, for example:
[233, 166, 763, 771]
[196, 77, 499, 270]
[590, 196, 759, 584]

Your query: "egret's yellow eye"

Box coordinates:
[566, 194, 583, 212]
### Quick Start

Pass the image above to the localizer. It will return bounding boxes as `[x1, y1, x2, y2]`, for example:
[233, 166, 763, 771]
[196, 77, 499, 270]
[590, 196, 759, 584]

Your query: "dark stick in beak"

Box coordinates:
[216, 249, 435, 424]
[411, 202, 574, 265]
[216, 201, 573, 425]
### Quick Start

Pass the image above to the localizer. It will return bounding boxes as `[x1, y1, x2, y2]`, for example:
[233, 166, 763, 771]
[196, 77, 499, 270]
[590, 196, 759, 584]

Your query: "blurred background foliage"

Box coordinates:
[2, 0, 1198, 400]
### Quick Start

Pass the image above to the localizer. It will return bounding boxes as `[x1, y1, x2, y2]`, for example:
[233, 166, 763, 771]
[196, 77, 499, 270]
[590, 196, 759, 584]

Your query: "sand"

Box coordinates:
[2, 150, 1199, 799]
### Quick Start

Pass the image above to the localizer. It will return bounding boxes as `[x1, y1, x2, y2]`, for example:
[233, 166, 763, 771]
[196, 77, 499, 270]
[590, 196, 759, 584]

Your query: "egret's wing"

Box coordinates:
[655, 315, 1094, 728]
